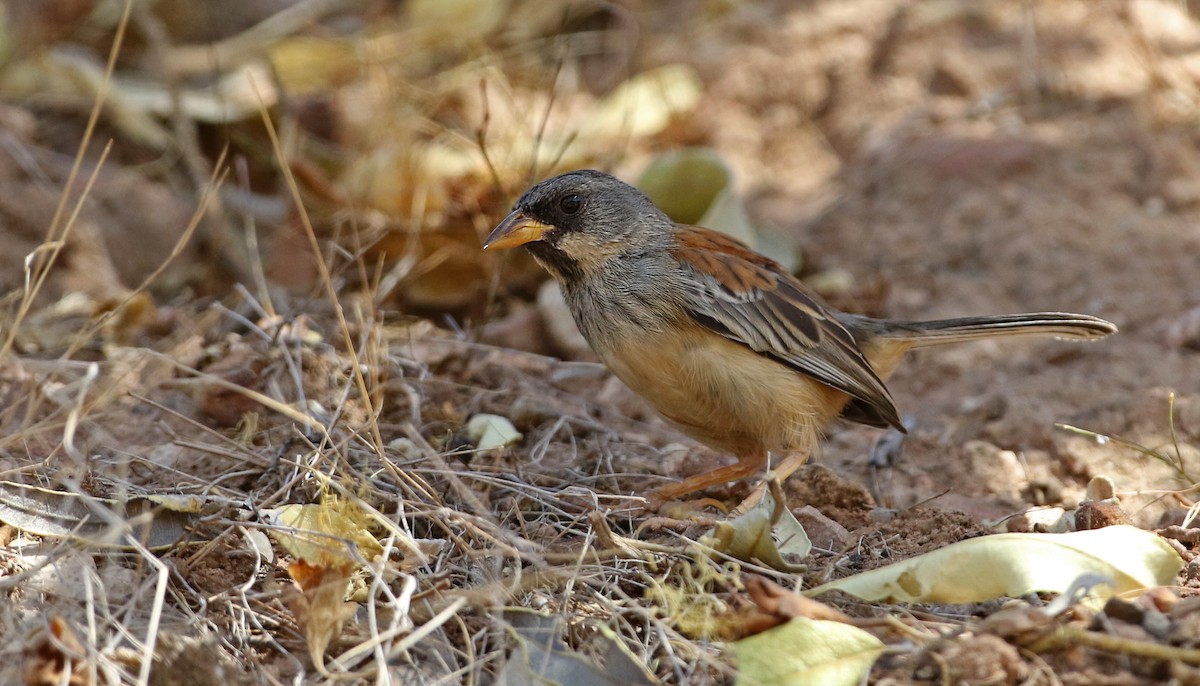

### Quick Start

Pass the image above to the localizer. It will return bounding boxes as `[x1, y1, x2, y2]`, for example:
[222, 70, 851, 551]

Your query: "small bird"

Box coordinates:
[484, 170, 1116, 507]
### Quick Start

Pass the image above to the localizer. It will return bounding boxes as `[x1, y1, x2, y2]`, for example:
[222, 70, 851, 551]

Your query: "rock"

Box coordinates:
[791, 506, 852, 550]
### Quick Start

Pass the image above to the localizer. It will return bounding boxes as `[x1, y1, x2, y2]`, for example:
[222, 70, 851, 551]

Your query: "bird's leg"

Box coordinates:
[644, 451, 767, 510]
[770, 450, 811, 481]
[729, 450, 810, 517]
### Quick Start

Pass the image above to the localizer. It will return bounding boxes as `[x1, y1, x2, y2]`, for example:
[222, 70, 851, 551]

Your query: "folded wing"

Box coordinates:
[670, 225, 903, 430]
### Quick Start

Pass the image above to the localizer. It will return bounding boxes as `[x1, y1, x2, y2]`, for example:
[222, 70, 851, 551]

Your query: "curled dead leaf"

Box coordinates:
[23, 616, 89, 686]
[287, 559, 358, 668]
[704, 484, 810, 572]
[740, 575, 853, 637]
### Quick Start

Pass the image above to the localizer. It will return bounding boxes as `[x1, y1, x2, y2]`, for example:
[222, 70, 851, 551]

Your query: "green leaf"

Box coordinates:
[638, 148, 799, 270]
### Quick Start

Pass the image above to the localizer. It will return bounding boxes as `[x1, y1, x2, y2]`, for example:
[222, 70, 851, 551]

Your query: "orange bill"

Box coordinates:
[483, 211, 552, 250]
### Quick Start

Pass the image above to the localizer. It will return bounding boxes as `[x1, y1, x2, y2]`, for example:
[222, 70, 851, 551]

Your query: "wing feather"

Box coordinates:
[670, 225, 902, 430]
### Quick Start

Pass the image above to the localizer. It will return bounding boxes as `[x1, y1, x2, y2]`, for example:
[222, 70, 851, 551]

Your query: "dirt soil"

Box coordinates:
[3, 1, 1200, 684]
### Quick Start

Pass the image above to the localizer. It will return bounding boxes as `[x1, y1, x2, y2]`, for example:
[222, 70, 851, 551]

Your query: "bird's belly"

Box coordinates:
[595, 328, 849, 456]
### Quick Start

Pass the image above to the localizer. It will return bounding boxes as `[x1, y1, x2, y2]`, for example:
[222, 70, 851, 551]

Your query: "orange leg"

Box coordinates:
[729, 451, 811, 516]
[645, 451, 767, 509]
[769, 451, 810, 482]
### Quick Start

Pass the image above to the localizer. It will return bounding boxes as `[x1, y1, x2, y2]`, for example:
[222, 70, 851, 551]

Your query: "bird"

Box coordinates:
[483, 169, 1116, 508]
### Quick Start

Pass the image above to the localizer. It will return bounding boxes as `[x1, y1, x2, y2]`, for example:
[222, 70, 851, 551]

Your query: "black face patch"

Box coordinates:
[525, 240, 583, 281]
[525, 191, 589, 235]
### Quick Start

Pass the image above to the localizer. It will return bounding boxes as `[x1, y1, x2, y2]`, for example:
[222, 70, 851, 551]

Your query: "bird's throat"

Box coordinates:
[525, 242, 584, 283]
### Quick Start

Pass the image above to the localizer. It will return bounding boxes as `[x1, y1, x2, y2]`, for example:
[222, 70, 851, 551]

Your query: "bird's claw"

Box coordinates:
[634, 496, 726, 534]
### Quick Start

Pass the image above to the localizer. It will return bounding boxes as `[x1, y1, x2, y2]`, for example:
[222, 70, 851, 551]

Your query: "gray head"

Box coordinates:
[483, 170, 672, 279]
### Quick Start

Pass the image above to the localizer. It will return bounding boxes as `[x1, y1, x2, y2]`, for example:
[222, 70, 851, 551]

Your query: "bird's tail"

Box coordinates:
[876, 312, 1116, 348]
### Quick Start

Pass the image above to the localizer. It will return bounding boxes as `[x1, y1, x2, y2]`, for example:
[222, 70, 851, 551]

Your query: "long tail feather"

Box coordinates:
[877, 312, 1116, 348]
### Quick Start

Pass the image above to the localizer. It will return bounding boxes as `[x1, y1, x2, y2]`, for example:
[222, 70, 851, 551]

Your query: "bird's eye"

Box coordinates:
[558, 194, 583, 215]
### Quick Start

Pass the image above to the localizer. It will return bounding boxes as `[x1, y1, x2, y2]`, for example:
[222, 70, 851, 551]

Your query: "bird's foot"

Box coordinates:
[634, 495, 726, 534]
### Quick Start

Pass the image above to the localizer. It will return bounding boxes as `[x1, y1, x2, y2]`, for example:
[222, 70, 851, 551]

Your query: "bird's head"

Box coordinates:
[484, 170, 669, 279]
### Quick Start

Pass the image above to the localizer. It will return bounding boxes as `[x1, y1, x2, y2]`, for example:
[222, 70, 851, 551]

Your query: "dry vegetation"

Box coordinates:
[3, 0, 1200, 684]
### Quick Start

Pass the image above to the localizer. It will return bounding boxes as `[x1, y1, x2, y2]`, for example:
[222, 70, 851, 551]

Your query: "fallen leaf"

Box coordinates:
[0, 481, 194, 549]
[498, 609, 659, 686]
[241, 527, 274, 564]
[808, 525, 1183, 604]
[740, 576, 852, 637]
[264, 500, 383, 567]
[733, 616, 884, 686]
[407, 0, 507, 46]
[287, 559, 358, 668]
[114, 60, 278, 124]
[705, 486, 810, 572]
[23, 616, 90, 686]
[579, 64, 702, 142]
[268, 37, 358, 95]
[466, 414, 523, 451]
[638, 147, 799, 270]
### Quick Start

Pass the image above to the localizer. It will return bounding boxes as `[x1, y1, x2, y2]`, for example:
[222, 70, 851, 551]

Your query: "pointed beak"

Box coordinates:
[483, 211, 553, 250]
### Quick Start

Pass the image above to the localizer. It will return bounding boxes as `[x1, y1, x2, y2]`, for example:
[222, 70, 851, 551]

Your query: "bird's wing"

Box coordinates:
[670, 224, 902, 429]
